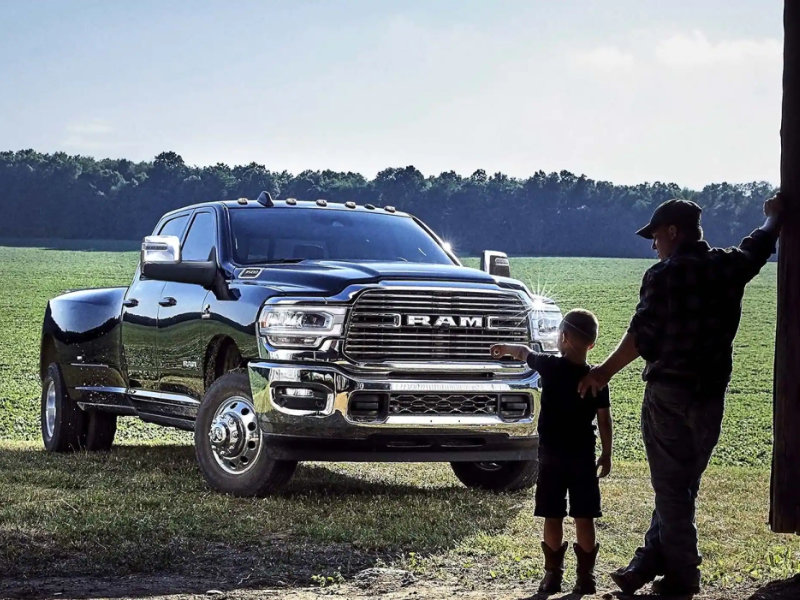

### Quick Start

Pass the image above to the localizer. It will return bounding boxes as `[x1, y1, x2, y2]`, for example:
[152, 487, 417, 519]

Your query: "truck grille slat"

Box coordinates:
[344, 288, 532, 362]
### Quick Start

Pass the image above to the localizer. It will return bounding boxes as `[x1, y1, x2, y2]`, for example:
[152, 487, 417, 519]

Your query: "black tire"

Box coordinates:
[450, 459, 539, 492]
[84, 410, 117, 451]
[41, 362, 86, 452]
[194, 372, 297, 496]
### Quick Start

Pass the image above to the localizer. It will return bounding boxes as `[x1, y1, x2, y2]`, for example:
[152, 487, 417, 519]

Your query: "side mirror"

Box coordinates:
[481, 250, 511, 277]
[140, 235, 217, 288]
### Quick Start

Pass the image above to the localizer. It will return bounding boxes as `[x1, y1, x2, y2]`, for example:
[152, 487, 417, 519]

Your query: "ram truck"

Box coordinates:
[40, 193, 563, 495]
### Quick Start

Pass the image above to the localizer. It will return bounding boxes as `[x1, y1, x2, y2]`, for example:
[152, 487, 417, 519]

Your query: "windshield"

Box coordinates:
[229, 208, 455, 265]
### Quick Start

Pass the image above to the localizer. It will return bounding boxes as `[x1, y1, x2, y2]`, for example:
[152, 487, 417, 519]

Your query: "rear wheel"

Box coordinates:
[194, 372, 297, 496]
[41, 363, 86, 452]
[450, 459, 538, 492]
[84, 411, 117, 451]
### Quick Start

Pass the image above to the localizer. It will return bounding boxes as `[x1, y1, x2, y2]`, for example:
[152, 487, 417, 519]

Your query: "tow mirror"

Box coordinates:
[481, 250, 511, 277]
[140, 235, 217, 288]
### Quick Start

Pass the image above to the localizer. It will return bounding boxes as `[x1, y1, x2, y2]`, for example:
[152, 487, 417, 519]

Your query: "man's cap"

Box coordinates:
[636, 199, 703, 239]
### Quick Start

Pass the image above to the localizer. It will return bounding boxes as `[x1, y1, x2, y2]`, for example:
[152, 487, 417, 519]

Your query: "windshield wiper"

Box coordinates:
[261, 258, 307, 264]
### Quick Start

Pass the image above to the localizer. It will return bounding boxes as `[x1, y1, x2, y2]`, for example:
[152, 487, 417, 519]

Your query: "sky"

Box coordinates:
[0, 0, 784, 189]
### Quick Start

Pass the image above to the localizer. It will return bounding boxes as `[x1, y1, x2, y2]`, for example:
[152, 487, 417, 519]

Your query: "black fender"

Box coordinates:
[41, 287, 128, 395]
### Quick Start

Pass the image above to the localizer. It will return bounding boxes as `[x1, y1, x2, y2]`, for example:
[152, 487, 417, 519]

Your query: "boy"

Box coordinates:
[491, 309, 612, 594]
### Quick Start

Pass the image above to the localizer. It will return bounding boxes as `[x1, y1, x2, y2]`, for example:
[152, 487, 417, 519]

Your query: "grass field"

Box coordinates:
[0, 244, 795, 598]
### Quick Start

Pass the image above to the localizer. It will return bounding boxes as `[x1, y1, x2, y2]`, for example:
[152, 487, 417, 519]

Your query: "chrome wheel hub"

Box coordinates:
[209, 396, 261, 474]
[45, 381, 56, 439]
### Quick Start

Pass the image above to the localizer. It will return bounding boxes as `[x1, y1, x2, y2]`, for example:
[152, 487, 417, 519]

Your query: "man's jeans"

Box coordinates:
[629, 381, 725, 584]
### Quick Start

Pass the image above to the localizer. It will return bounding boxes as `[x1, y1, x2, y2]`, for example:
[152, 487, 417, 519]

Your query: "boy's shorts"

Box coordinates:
[534, 453, 602, 519]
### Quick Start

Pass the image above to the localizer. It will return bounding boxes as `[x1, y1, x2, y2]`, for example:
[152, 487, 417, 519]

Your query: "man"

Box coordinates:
[578, 194, 783, 595]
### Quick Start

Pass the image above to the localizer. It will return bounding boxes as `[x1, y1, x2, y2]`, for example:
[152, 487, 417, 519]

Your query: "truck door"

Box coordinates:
[157, 209, 217, 400]
[121, 213, 189, 391]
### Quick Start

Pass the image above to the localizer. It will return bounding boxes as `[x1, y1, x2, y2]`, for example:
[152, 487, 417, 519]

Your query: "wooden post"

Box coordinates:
[770, 0, 800, 534]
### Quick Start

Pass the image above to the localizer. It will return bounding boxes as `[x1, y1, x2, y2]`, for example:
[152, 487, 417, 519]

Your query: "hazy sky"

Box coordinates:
[0, 1, 783, 188]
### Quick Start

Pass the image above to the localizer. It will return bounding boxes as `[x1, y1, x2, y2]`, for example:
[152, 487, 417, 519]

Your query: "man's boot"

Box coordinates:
[609, 564, 656, 595]
[573, 543, 599, 594]
[538, 541, 568, 594]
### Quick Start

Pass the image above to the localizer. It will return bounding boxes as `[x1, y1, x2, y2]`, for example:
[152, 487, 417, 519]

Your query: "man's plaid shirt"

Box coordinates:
[628, 228, 778, 388]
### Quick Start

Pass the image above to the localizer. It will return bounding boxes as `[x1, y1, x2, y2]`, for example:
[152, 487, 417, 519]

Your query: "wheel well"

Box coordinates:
[40, 335, 56, 381]
[204, 336, 245, 390]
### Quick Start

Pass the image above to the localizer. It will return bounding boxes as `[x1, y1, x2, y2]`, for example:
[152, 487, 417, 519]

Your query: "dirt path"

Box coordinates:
[3, 572, 799, 600]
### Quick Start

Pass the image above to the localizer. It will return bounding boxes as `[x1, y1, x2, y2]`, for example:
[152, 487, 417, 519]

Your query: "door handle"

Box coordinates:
[158, 297, 177, 307]
[123, 298, 139, 308]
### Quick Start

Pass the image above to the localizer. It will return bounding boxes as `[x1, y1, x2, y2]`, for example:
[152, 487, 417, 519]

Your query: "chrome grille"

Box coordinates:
[343, 288, 531, 362]
[389, 393, 497, 416]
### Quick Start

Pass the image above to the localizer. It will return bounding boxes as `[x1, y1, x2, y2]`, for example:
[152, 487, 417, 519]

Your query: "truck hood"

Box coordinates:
[233, 260, 503, 295]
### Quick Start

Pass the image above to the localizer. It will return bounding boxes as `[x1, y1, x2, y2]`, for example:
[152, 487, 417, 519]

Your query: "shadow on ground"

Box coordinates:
[0, 444, 523, 599]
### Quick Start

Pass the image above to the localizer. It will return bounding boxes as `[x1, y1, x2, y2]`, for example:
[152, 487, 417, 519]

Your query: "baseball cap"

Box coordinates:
[636, 199, 703, 239]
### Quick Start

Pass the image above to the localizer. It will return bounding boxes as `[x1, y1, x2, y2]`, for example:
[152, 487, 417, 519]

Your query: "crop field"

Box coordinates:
[0, 244, 796, 599]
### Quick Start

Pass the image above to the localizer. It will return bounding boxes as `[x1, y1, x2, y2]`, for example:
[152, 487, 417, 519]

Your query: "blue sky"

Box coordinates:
[0, 1, 783, 188]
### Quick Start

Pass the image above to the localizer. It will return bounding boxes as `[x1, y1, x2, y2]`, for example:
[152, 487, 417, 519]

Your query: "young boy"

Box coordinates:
[491, 309, 612, 595]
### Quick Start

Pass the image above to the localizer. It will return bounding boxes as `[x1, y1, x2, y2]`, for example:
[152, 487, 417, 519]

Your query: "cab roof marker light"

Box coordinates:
[236, 197, 248, 205]
[365, 203, 376, 210]
[316, 199, 327, 207]
[345, 201, 356, 209]
[257, 191, 274, 207]
[286, 198, 297, 205]
[384, 205, 396, 213]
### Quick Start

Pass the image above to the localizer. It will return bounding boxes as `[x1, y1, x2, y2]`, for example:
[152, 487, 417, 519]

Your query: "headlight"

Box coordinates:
[258, 304, 347, 348]
[530, 308, 563, 352]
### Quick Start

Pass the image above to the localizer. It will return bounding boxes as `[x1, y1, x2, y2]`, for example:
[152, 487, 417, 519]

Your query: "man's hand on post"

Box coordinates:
[764, 191, 785, 220]
[577, 366, 611, 398]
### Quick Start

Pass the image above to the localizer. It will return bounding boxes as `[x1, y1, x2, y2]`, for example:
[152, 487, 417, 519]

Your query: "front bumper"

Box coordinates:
[248, 360, 541, 462]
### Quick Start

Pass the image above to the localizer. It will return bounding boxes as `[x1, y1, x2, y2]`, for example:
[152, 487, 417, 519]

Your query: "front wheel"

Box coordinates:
[41, 363, 85, 452]
[194, 372, 297, 496]
[450, 459, 538, 492]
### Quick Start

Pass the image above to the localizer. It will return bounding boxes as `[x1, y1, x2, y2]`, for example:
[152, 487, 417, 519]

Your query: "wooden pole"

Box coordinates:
[770, 0, 800, 534]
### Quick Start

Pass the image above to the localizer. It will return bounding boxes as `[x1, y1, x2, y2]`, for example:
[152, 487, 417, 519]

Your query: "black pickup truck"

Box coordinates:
[40, 193, 563, 496]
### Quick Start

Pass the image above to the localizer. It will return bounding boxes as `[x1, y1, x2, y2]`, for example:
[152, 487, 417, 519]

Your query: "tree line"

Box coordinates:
[0, 149, 775, 257]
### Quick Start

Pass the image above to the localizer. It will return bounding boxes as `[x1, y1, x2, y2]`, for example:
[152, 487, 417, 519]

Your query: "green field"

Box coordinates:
[0, 247, 778, 466]
[0, 245, 794, 597]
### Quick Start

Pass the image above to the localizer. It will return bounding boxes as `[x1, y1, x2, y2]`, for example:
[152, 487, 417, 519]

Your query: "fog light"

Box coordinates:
[272, 385, 329, 412]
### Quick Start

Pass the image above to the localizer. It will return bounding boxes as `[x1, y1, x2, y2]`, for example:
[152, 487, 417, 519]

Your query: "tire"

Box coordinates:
[84, 410, 117, 451]
[41, 362, 86, 452]
[450, 459, 539, 492]
[194, 372, 297, 496]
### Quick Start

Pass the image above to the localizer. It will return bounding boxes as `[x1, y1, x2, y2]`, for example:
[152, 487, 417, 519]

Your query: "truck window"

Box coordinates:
[230, 208, 454, 265]
[181, 212, 217, 261]
[157, 214, 189, 238]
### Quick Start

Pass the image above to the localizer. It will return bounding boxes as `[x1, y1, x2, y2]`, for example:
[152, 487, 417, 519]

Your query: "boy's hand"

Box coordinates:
[490, 343, 530, 362]
[596, 453, 611, 478]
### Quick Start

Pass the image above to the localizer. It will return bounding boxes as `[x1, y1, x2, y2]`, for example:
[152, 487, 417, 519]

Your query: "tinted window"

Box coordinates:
[230, 208, 453, 265]
[157, 214, 189, 238]
[182, 212, 217, 261]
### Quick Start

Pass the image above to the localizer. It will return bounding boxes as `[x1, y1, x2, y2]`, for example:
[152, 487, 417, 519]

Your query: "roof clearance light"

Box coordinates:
[345, 201, 356, 209]
[286, 198, 297, 205]
[384, 205, 396, 212]
[365, 204, 375, 210]
[316, 199, 327, 207]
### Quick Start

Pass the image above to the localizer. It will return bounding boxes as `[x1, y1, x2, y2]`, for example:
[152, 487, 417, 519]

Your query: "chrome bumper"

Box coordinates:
[248, 360, 540, 461]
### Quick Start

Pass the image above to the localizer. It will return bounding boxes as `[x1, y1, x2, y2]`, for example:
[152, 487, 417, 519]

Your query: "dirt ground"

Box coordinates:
[2, 571, 799, 600]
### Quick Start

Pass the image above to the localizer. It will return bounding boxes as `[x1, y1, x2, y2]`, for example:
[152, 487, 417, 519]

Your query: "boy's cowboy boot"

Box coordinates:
[538, 541, 568, 594]
[573, 543, 600, 594]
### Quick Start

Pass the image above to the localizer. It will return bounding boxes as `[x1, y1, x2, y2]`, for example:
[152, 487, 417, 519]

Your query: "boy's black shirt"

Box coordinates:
[527, 352, 610, 458]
